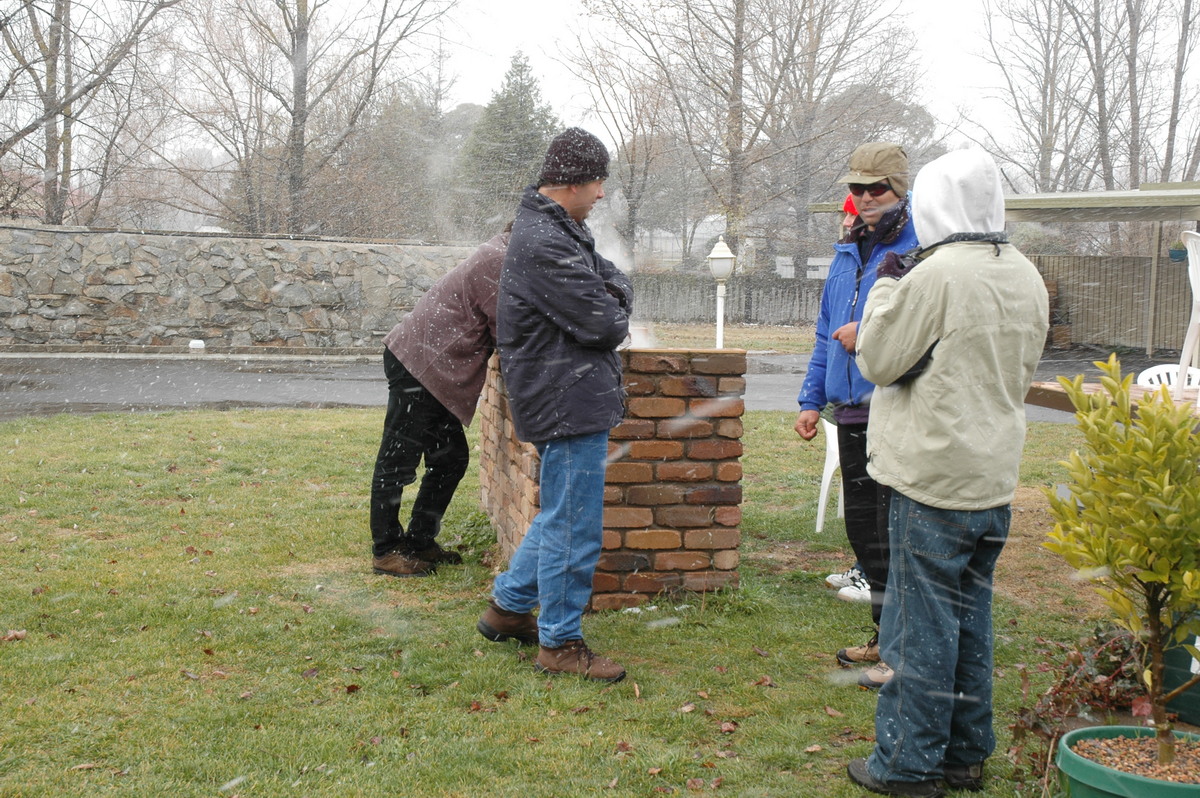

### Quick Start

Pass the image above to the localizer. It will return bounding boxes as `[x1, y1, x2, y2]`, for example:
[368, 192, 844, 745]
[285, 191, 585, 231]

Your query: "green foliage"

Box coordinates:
[1044, 355, 1200, 761]
[455, 53, 559, 237]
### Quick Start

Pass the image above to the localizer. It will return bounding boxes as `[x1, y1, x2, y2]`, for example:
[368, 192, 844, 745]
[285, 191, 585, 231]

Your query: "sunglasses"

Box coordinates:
[848, 182, 893, 198]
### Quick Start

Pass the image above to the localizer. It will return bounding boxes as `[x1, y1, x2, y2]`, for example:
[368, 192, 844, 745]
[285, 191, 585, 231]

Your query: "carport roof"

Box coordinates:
[811, 181, 1200, 223]
[1006, 184, 1200, 223]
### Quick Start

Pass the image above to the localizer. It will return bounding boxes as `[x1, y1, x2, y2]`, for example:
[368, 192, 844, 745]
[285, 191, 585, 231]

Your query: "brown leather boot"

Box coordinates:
[534, 640, 626, 683]
[476, 600, 539, 646]
[857, 662, 894, 690]
[836, 630, 880, 666]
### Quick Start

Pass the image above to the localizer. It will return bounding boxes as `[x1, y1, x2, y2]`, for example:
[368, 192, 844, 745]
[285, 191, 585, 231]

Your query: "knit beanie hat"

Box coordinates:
[537, 127, 610, 187]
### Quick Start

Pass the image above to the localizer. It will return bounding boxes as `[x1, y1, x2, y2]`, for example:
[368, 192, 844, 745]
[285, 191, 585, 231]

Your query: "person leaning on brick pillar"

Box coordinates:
[476, 127, 633, 683]
[368, 227, 510, 577]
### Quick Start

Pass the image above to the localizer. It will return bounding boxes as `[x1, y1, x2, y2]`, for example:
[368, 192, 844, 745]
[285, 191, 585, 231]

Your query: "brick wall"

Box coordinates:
[478, 348, 746, 610]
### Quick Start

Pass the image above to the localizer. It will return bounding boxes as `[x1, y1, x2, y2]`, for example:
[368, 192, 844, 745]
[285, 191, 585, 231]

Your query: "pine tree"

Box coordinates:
[456, 53, 559, 236]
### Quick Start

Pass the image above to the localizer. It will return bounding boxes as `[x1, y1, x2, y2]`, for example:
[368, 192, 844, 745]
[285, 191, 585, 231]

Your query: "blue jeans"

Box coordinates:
[867, 491, 1010, 784]
[492, 430, 608, 648]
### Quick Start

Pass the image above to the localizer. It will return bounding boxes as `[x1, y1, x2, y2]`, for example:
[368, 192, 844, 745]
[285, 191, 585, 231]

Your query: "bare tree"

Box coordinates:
[581, 0, 766, 253]
[985, 0, 1200, 188]
[161, 0, 452, 235]
[564, 33, 676, 262]
[982, 0, 1200, 252]
[580, 0, 924, 264]
[1162, 0, 1197, 180]
[1061, 0, 1148, 193]
[759, 0, 930, 268]
[0, 0, 183, 223]
[981, 0, 1100, 192]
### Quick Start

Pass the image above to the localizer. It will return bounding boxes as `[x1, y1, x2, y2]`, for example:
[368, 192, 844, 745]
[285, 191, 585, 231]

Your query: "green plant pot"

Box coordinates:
[1169, 248, 1188, 262]
[1057, 725, 1200, 797]
[1164, 635, 1200, 725]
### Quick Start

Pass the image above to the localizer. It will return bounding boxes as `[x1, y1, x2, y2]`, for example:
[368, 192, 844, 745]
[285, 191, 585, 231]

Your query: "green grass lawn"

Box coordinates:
[0, 408, 1086, 796]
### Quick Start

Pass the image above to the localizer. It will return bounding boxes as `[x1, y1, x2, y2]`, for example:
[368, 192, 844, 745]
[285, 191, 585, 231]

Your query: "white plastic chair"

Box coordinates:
[1135, 363, 1200, 388]
[815, 418, 844, 534]
[1173, 231, 1200, 402]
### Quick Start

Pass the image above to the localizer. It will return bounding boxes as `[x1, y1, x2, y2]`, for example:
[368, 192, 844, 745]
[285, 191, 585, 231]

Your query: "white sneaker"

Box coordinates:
[825, 566, 863, 590]
[836, 572, 872, 603]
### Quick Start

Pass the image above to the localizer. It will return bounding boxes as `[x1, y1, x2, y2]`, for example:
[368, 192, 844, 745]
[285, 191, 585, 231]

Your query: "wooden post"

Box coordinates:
[1148, 220, 1162, 357]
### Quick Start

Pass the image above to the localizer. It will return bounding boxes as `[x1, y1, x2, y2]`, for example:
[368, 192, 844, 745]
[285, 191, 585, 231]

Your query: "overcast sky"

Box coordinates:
[440, 0, 998, 133]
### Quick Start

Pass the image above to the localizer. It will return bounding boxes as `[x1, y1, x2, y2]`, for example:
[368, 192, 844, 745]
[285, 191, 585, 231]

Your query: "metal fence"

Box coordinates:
[630, 272, 823, 326]
[1033, 255, 1189, 353]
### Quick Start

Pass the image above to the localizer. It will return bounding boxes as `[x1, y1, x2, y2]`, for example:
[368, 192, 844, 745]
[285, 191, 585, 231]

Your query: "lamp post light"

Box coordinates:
[707, 235, 735, 348]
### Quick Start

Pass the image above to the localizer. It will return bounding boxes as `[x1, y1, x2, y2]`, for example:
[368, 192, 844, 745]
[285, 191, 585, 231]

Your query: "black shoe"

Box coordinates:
[372, 550, 436, 577]
[847, 758, 944, 798]
[411, 541, 463, 565]
[943, 762, 984, 791]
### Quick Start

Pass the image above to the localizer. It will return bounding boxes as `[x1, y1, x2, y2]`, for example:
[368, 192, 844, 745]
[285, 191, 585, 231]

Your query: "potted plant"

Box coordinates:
[1168, 240, 1188, 262]
[1045, 355, 1200, 791]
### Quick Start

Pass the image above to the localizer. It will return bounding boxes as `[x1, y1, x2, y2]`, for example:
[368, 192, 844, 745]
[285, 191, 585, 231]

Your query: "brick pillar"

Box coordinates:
[477, 348, 746, 610]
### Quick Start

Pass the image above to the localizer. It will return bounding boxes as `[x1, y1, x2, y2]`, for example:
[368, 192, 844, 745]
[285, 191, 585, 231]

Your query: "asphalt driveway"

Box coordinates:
[0, 347, 1159, 422]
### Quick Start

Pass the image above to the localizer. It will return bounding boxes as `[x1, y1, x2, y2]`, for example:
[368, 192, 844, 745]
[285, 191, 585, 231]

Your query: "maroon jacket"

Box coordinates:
[382, 232, 509, 426]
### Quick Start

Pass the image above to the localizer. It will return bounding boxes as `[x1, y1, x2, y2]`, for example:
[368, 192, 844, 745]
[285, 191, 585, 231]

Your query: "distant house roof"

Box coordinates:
[811, 181, 1200, 224]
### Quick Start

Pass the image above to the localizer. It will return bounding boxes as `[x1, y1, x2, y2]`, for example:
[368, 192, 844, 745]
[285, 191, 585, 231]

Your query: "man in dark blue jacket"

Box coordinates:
[795, 142, 918, 689]
[476, 128, 632, 683]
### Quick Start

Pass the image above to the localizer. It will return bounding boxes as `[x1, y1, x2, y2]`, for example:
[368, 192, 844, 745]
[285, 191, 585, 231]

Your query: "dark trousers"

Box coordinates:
[837, 421, 891, 626]
[369, 348, 469, 557]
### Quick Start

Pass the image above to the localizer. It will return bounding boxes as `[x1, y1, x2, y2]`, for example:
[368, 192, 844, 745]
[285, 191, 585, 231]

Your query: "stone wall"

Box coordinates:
[0, 223, 473, 348]
[2, 224, 1176, 355]
[478, 348, 746, 610]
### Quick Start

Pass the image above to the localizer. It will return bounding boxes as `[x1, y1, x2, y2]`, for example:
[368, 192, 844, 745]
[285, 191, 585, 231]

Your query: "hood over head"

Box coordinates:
[912, 149, 1005, 248]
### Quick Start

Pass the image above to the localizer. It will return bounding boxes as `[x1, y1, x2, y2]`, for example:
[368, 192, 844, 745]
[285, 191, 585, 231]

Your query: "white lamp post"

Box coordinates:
[707, 236, 735, 348]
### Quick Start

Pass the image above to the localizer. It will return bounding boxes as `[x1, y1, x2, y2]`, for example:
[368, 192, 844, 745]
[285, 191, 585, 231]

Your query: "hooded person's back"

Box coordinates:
[856, 149, 1050, 510]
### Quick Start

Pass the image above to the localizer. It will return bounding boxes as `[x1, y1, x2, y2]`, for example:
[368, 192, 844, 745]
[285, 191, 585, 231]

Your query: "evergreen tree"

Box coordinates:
[456, 53, 559, 237]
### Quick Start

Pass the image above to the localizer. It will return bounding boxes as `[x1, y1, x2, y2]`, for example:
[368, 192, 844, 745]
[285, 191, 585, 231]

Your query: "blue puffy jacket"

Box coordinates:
[498, 186, 633, 443]
[798, 200, 918, 416]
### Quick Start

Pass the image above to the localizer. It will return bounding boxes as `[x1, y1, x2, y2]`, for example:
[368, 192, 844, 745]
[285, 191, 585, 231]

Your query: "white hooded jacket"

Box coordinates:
[856, 149, 1050, 510]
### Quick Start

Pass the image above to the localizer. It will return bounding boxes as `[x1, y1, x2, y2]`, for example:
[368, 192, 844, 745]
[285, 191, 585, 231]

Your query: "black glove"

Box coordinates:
[604, 281, 630, 310]
[876, 251, 918, 280]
